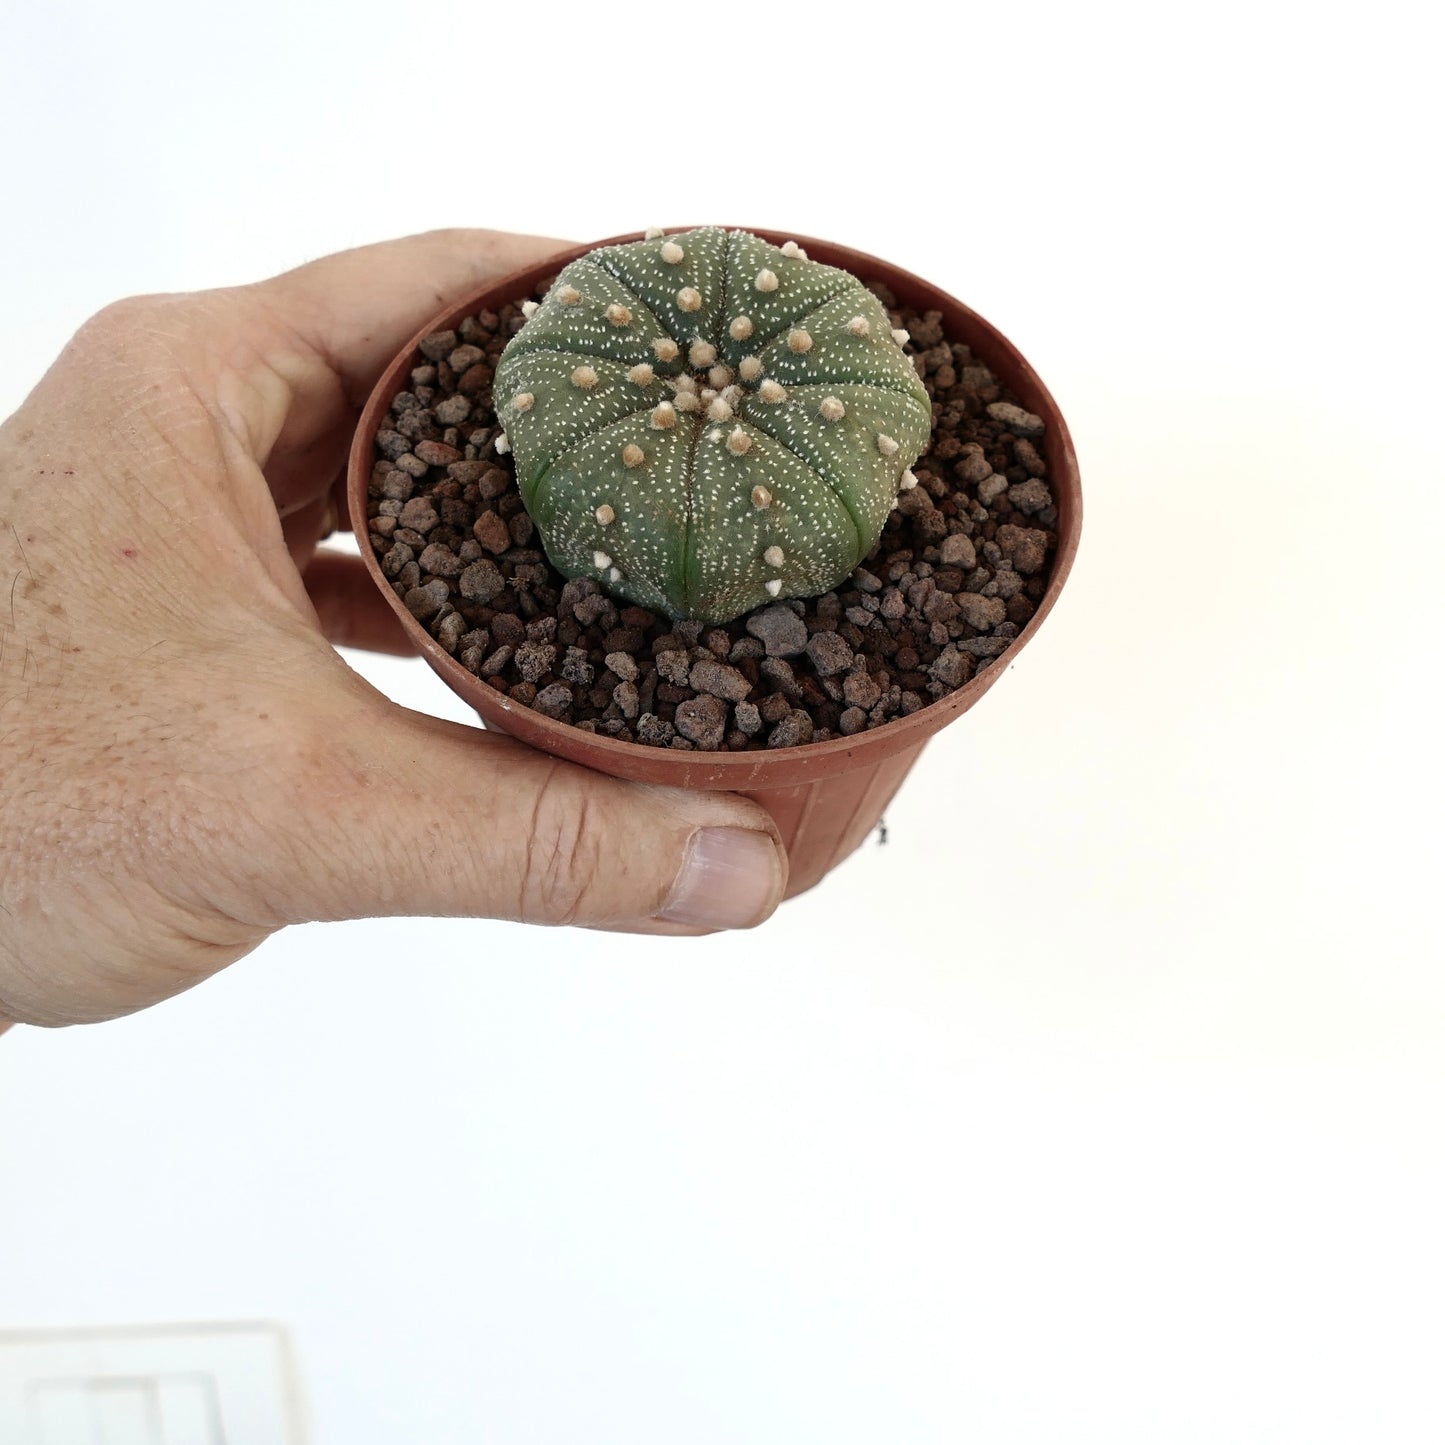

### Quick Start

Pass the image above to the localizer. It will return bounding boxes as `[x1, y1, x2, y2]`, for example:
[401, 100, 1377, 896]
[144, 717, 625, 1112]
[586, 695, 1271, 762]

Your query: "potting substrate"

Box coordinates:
[364, 285, 1059, 753]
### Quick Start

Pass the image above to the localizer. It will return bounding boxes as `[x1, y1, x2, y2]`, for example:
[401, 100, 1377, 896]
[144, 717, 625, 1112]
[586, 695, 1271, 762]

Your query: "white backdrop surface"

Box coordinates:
[2, 2, 1442, 1442]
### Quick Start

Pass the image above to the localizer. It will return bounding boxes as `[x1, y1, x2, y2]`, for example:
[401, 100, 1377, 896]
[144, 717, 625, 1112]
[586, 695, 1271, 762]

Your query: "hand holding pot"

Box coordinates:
[0, 230, 788, 1031]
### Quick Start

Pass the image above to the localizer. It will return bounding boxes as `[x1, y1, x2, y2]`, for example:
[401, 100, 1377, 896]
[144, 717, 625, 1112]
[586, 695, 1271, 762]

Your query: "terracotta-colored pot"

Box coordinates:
[347, 229, 1082, 898]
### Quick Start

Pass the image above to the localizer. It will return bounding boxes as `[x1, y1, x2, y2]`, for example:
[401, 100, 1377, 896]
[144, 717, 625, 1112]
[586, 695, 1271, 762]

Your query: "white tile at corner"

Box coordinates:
[0, 1324, 301, 1445]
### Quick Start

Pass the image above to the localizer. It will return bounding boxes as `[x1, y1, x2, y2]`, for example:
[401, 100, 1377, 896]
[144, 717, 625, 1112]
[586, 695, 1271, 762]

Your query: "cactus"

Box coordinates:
[492, 226, 932, 624]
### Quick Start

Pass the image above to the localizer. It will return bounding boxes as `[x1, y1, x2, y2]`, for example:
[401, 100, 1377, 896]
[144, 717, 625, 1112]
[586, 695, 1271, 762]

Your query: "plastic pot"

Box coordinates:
[346, 229, 1082, 898]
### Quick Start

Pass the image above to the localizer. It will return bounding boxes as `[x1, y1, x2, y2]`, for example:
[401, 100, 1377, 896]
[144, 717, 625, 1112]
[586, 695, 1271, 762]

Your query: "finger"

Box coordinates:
[266, 228, 568, 403]
[303, 551, 419, 655]
[236, 229, 567, 474]
[252, 695, 787, 933]
[278, 491, 332, 568]
[262, 410, 355, 524]
[588, 919, 717, 937]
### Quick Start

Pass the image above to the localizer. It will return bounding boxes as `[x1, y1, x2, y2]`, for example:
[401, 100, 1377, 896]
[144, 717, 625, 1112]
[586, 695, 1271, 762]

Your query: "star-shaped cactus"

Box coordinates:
[492, 227, 932, 624]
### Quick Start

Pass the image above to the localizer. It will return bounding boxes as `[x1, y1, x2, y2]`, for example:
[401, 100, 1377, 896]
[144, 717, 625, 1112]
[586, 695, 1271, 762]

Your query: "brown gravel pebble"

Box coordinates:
[368, 284, 1060, 750]
[614, 680, 640, 718]
[459, 559, 504, 604]
[675, 694, 729, 749]
[768, 709, 815, 749]
[997, 524, 1051, 576]
[473, 511, 511, 555]
[690, 657, 751, 702]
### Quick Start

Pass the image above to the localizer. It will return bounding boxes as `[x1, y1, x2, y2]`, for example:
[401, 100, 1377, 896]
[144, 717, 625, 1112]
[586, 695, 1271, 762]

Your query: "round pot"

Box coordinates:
[347, 228, 1082, 898]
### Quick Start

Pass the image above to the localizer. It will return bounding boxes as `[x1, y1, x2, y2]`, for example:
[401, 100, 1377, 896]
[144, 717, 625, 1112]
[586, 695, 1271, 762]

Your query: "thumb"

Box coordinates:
[262, 693, 789, 933]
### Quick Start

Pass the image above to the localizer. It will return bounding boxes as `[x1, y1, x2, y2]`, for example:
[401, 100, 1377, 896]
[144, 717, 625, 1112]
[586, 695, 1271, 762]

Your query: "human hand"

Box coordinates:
[0, 231, 787, 1029]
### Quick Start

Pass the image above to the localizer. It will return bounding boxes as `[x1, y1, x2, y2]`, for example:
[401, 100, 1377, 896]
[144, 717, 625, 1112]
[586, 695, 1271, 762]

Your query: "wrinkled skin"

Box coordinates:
[0, 230, 786, 1029]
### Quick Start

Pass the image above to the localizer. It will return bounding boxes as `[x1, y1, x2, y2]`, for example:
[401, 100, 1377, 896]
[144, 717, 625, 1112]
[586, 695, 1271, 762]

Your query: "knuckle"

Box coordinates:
[74, 293, 174, 347]
[70, 291, 236, 366]
[516, 765, 606, 926]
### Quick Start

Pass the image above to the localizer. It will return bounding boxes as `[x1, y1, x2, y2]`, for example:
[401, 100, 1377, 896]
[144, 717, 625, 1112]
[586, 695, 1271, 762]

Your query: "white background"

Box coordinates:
[2, 2, 1442, 1442]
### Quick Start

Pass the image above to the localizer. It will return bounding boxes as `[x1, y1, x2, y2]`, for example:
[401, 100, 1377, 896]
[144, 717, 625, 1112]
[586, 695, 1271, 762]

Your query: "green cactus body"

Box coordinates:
[493, 227, 932, 624]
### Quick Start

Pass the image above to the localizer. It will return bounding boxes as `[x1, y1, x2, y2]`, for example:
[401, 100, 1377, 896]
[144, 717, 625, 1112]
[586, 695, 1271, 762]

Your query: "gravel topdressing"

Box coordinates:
[365, 277, 1059, 752]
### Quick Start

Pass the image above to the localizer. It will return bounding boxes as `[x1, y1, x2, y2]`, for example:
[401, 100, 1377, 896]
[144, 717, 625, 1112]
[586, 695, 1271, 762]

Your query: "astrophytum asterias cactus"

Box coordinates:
[492, 227, 932, 624]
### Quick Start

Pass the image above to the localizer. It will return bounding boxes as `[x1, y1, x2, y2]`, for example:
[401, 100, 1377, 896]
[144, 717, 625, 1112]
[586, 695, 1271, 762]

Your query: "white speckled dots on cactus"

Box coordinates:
[494, 227, 932, 623]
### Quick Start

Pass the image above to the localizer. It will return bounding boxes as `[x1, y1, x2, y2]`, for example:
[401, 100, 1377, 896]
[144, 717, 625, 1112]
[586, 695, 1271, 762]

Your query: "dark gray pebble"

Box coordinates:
[418, 330, 458, 361]
[929, 646, 970, 689]
[957, 452, 992, 485]
[986, 402, 1045, 438]
[760, 657, 801, 701]
[447, 344, 483, 373]
[938, 532, 977, 568]
[561, 647, 595, 686]
[419, 543, 462, 578]
[1007, 478, 1052, 515]
[404, 580, 449, 620]
[746, 605, 809, 658]
[381, 542, 414, 579]
[434, 394, 473, 426]
[532, 683, 573, 719]
[379, 472, 414, 504]
[376, 429, 411, 461]
[805, 631, 854, 677]
[574, 593, 613, 627]
[398, 497, 439, 533]
[962, 636, 1012, 658]
[513, 641, 556, 683]
[636, 713, 675, 747]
